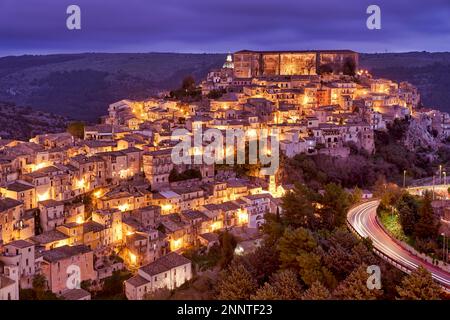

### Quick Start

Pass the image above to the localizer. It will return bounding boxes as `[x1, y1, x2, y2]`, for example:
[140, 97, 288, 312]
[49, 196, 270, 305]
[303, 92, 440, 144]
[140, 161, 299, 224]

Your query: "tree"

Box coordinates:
[396, 266, 441, 300]
[379, 183, 403, 208]
[216, 261, 258, 300]
[144, 287, 172, 300]
[322, 230, 378, 276]
[250, 269, 302, 300]
[277, 227, 318, 270]
[269, 269, 303, 300]
[32, 274, 47, 299]
[182, 76, 196, 91]
[218, 230, 237, 269]
[242, 244, 280, 285]
[250, 283, 280, 300]
[414, 192, 439, 240]
[343, 57, 356, 76]
[296, 251, 336, 288]
[302, 281, 330, 300]
[397, 193, 420, 235]
[350, 186, 363, 204]
[281, 184, 317, 229]
[333, 264, 383, 300]
[67, 121, 85, 139]
[277, 228, 336, 288]
[169, 75, 201, 101]
[261, 211, 285, 246]
[319, 183, 351, 230]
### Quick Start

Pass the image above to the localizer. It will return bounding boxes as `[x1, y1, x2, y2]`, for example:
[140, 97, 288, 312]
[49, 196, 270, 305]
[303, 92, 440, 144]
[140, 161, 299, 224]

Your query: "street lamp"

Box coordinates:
[432, 175, 435, 200]
[442, 233, 447, 264]
[403, 170, 406, 188]
[439, 165, 443, 184]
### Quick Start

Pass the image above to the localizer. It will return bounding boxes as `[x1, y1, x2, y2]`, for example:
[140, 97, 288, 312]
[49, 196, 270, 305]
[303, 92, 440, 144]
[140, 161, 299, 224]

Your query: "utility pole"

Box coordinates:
[442, 233, 447, 264]
[432, 175, 435, 200]
[403, 170, 406, 188]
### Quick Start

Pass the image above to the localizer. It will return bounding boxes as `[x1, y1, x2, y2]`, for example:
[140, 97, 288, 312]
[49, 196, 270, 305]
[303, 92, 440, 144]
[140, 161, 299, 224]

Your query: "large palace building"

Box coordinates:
[233, 50, 359, 78]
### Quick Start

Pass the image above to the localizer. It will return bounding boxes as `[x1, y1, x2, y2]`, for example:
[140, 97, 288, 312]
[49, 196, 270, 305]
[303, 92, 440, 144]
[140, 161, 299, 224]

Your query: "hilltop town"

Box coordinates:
[0, 50, 449, 300]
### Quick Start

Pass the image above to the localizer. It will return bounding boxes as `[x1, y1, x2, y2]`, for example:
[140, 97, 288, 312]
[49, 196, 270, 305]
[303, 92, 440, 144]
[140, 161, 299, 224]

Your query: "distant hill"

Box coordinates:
[0, 51, 449, 121]
[360, 52, 450, 112]
[0, 102, 67, 140]
[0, 53, 225, 121]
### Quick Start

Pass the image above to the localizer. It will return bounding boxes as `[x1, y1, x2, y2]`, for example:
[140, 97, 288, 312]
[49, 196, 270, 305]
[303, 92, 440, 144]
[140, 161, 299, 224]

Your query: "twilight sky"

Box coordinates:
[0, 0, 449, 56]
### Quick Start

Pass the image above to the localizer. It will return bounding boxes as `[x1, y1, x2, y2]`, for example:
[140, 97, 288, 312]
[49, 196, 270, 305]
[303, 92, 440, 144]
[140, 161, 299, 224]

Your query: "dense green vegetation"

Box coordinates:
[281, 118, 442, 189]
[2, 52, 450, 122]
[215, 183, 443, 300]
[377, 187, 444, 259]
[0, 53, 225, 120]
[169, 76, 202, 101]
[67, 121, 85, 139]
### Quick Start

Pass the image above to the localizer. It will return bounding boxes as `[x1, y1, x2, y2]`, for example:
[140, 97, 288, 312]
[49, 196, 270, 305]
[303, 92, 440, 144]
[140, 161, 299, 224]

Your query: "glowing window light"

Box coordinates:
[76, 216, 84, 224]
[117, 203, 129, 212]
[210, 221, 222, 232]
[119, 169, 130, 179]
[171, 238, 183, 251]
[247, 129, 257, 139]
[32, 162, 49, 172]
[161, 203, 173, 213]
[237, 209, 248, 225]
[129, 252, 137, 265]
[37, 191, 50, 202]
[76, 179, 85, 189]
[93, 190, 102, 199]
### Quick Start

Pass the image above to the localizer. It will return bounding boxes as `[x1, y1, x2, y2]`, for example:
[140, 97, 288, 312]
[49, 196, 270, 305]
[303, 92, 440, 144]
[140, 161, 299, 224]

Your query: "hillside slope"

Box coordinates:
[0, 53, 225, 120]
[0, 52, 449, 121]
[360, 52, 450, 111]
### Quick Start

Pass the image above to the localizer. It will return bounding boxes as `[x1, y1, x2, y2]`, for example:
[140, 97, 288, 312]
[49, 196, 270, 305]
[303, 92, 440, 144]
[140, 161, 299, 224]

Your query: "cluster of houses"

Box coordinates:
[0, 50, 446, 300]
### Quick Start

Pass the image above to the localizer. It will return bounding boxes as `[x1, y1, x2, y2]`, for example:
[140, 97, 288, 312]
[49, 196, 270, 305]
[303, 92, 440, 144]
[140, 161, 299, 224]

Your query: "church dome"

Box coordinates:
[223, 53, 234, 69]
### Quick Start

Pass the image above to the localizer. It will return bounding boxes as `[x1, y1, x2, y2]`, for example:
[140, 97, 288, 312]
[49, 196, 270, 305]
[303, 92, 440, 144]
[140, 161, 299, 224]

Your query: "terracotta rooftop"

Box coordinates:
[140, 252, 191, 277]
[0, 197, 22, 211]
[42, 245, 91, 263]
[126, 274, 149, 288]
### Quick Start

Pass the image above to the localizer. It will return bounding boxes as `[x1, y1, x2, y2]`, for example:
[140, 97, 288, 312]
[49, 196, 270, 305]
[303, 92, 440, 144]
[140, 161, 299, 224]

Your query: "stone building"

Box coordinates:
[234, 50, 358, 78]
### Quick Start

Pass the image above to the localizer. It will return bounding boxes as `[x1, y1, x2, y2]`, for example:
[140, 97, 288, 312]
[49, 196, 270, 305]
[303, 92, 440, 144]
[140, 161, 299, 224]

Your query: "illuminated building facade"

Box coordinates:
[234, 50, 359, 78]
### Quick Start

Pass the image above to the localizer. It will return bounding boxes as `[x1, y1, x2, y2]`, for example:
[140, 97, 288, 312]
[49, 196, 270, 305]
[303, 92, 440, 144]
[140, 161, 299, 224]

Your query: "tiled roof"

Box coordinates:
[5, 239, 34, 249]
[31, 230, 70, 245]
[126, 275, 149, 288]
[0, 197, 22, 211]
[42, 245, 91, 263]
[140, 252, 191, 277]
[4, 180, 34, 192]
[60, 288, 91, 300]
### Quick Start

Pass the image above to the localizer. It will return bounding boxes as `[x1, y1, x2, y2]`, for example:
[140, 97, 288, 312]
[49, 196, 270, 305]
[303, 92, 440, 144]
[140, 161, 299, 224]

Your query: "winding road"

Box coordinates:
[347, 200, 450, 291]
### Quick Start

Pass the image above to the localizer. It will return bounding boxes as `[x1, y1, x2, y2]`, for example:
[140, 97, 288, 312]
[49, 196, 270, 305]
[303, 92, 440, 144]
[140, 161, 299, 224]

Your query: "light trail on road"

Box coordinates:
[347, 200, 450, 290]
